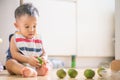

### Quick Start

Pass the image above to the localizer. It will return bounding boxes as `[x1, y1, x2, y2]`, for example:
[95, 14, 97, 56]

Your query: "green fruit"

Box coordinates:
[84, 69, 95, 79]
[97, 67, 105, 77]
[37, 57, 43, 65]
[56, 68, 66, 79]
[68, 68, 78, 78]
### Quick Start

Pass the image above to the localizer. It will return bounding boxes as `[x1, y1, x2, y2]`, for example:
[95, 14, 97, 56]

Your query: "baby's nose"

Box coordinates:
[29, 27, 34, 31]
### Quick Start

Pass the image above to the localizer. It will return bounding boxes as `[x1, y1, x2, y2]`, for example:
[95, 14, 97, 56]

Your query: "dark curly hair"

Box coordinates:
[15, 3, 39, 19]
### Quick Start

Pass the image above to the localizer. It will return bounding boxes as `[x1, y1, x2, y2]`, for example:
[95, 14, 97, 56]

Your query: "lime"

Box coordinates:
[37, 57, 43, 65]
[68, 68, 78, 78]
[97, 67, 105, 77]
[56, 68, 66, 79]
[84, 69, 95, 79]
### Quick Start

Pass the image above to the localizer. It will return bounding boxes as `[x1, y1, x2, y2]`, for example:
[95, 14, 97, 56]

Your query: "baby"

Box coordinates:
[5, 3, 52, 77]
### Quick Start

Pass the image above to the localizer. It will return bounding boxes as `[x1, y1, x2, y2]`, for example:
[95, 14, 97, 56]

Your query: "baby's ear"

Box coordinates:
[14, 22, 17, 27]
[14, 22, 19, 29]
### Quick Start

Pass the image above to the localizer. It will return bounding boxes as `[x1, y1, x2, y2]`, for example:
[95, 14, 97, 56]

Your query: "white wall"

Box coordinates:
[0, 0, 19, 65]
[77, 0, 115, 57]
[115, 0, 120, 59]
[23, 0, 115, 57]
[0, 0, 115, 66]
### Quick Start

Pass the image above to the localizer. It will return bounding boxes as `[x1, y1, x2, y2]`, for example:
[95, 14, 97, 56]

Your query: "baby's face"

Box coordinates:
[15, 14, 38, 39]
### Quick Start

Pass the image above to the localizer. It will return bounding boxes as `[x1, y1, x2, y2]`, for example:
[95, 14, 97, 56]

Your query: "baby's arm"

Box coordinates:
[10, 36, 40, 67]
[40, 48, 48, 63]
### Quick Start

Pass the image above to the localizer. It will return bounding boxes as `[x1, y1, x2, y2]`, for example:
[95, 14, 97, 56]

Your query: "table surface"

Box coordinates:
[0, 68, 119, 80]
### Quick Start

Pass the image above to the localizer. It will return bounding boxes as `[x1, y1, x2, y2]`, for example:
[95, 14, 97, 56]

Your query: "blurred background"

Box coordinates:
[0, 0, 116, 68]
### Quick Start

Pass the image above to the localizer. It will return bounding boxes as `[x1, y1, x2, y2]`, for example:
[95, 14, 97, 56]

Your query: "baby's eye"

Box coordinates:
[33, 25, 36, 28]
[25, 26, 29, 28]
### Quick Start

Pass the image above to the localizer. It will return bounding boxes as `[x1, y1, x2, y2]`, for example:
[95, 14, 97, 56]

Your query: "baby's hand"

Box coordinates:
[27, 56, 40, 67]
[36, 56, 47, 66]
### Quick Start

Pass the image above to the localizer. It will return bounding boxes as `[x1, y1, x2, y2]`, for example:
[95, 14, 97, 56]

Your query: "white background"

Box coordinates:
[0, 0, 115, 65]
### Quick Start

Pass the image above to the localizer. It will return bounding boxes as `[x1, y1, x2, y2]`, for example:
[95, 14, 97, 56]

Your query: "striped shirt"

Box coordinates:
[14, 33, 43, 57]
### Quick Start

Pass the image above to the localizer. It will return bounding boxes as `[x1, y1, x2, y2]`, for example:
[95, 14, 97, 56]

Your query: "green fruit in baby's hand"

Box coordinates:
[97, 67, 105, 77]
[68, 68, 78, 78]
[37, 57, 43, 65]
[56, 68, 66, 79]
[84, 69, 95, 79]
